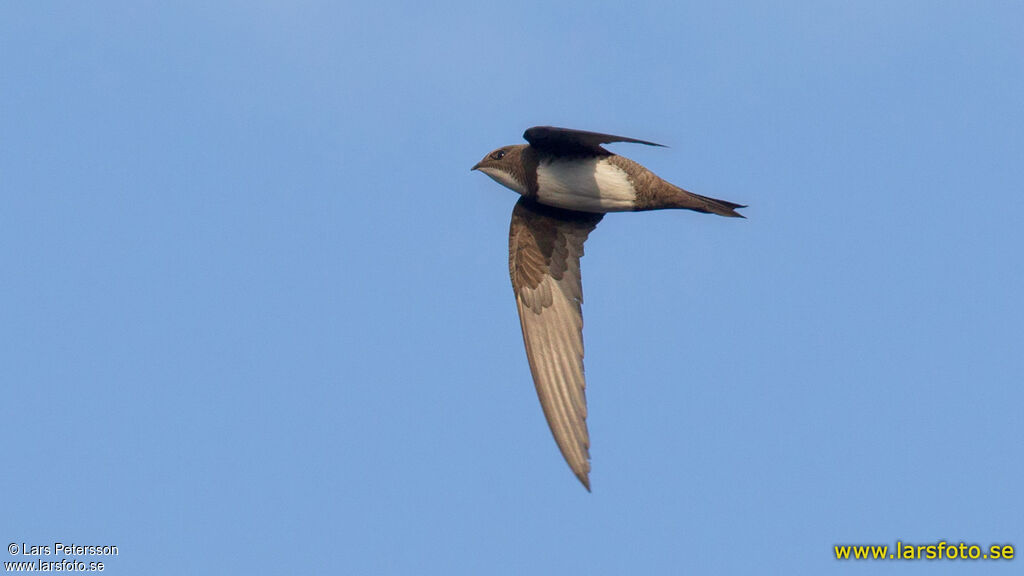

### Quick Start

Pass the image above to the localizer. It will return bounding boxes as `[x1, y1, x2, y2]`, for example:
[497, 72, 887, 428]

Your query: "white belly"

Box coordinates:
[535, 158, 637, 212]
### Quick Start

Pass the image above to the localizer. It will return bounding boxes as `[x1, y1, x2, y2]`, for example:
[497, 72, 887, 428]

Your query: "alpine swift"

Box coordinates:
[472, 126, 745, 490]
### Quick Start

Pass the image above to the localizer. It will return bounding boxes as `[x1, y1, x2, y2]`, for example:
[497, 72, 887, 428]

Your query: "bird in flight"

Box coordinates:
[472, 126, 745, 490]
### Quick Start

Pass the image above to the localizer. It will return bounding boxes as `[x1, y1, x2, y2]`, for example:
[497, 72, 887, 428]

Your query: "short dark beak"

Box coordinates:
[470, 162, 481, 171]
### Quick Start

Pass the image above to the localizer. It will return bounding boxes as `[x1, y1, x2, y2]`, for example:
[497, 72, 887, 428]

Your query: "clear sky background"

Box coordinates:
[3, 2, 1021, 574]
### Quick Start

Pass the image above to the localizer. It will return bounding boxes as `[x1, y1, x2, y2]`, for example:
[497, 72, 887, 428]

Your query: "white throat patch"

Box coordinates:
[535, 157, 636, 212]
[479, 167, 526, 195]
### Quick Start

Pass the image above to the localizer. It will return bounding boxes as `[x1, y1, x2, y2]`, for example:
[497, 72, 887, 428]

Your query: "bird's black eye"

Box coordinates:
[491, 149, 506, 160]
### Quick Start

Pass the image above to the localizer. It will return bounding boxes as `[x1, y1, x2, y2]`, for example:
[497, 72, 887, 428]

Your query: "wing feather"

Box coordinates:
[523, 125, 666, 156]
[509, 197, 602, 490]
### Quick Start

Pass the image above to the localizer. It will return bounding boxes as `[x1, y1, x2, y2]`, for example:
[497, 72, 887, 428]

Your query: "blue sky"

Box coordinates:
[2, 2, 1021, 574]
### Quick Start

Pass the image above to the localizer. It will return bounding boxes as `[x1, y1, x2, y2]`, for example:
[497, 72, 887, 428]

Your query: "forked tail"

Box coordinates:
[684, 191, 747, 218]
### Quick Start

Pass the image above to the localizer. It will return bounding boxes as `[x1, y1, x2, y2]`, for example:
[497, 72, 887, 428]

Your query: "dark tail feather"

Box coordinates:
[690, 192, 747, 218]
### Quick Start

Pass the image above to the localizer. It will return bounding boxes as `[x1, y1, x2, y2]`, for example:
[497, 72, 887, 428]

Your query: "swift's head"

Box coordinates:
[471, 144, 529, 194]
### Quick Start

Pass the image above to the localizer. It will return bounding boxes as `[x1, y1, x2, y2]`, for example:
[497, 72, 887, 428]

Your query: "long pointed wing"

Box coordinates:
[509, 197, 603, 490]
[523, 125, 666, 156]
